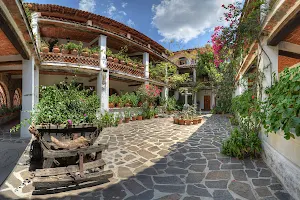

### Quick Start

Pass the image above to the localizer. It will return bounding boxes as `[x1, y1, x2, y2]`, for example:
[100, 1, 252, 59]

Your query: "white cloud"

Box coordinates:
[127, 19, 135, 27]
[152, 0, 239, 43]
[107, 3, 117, 17]
[119, 11, 127, 16]
[122, 2, 128, 8]
[79, 0, 96, 13]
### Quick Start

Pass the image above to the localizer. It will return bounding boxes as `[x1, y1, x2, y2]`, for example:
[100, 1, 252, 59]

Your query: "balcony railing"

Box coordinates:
[40, 52, 145, 78]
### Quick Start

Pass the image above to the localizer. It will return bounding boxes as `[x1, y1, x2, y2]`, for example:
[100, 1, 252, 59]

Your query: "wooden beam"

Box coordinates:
[0, 7, 29, 59]
[279, 41, 300, 54]
[268, 11, 300, 46]
[279, 50, 300, 59]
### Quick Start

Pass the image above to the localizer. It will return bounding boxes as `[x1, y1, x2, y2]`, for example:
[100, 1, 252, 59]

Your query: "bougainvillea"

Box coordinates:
[138, 84, 161, 104]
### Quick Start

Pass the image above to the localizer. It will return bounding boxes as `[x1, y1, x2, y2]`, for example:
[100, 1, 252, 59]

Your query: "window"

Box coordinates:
[179, 57, 187, 65]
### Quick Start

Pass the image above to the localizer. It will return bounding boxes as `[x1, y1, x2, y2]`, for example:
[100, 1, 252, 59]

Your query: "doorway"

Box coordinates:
[204, 95, 211, 111]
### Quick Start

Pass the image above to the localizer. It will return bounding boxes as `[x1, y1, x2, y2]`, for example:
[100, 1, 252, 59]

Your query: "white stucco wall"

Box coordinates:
[197, 89, 214, 110]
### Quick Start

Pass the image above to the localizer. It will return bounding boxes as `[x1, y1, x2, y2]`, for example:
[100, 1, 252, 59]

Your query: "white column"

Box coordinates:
[31, 12, 41, 51]
[174, 90, 179, 100]
[193, 67, 196, 83]
[184, 89, 189, 107]
[162, 86, 169, 100]
[258, 37, 278, 100]
[97, 35, 109, 112]
[21, 59, 35, 138]
[193, 92, 197, 107]
[34, 65, 39, 105]
[143, 52, 149, 84]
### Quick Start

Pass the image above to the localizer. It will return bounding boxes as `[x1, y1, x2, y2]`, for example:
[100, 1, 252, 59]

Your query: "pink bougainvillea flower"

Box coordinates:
[67, 119, 72, 125]
[252, 95, 255, 99]
[84, 114, 87, 117]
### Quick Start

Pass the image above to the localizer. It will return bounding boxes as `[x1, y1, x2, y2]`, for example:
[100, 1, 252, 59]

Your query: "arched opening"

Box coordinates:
[0, 83, 8, 107]
[13, 88, 22, 107]
[179, 57, 188, 65]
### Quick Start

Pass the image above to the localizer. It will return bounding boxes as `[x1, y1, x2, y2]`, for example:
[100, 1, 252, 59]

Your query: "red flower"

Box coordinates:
[252, 95, 255, 99]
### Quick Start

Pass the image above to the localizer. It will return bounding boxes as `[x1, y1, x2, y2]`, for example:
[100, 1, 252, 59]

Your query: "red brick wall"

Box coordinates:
[278, 55, 300, 73]
[0, 73, 22, 107]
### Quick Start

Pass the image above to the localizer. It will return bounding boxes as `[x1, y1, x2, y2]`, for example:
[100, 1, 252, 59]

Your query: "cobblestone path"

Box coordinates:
[0, 115, 293, 200]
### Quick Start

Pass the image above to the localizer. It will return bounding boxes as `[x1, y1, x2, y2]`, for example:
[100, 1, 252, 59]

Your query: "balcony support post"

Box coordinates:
[21, 58, 35, 138]
[97, 35, 109, 113]
[143, 52, 149, 85]
[31, 12, 41, 51]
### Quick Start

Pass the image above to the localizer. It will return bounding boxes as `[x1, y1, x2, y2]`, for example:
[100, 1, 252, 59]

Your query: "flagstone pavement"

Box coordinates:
[0, 115, 293, 200]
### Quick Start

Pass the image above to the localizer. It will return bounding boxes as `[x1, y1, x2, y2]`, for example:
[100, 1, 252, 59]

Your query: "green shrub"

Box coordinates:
[222, 128, 261, 159]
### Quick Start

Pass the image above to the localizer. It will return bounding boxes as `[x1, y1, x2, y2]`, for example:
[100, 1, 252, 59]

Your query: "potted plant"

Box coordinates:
[65, 42, 78, 55]
[124, 110, 131, 123]
[52, 42, 60, 53]
[41, 40, 49, 53]
[192, 115, 198, 125]
[122, 93, 131, 107]
[131, 112, 136, 121]
[82, 47, 90, 57]
[137, 111, 143, 120]
[91, 46, 100, 59]
[185, 115, 192, 125]
[178, 115, 185, 125]
[109, 94, 117, 108]
[173, 113, 179, 124]
[106, 48, 114, 62]
[129, 93, 139, 107]
[198, 117, 203, 123]
[60, 44, 69, 54]
[117, 97, 124, 108]
[154, 109, 159, 118]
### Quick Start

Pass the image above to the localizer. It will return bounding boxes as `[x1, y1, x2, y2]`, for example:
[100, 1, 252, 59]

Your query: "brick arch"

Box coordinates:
[0, 82, 10, 107]
[13, 88, 22, 107]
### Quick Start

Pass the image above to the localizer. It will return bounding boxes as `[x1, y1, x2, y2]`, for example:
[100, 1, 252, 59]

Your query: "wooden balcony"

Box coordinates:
[40, 52, 145, 78]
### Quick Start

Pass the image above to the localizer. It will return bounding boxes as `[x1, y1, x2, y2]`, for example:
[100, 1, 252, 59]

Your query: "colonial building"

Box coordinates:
[0, 2, 170, 138]
[235, 0, 300, 199]
[169, 48, 216, 111]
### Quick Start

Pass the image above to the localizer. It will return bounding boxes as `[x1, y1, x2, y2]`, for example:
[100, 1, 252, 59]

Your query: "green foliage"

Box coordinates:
[97, 112, 115, 128]
[160, 97, 178, 112]
[222, 128, 261, 159]
[33, 81, 100, 125]
[263, 66, 300, 139]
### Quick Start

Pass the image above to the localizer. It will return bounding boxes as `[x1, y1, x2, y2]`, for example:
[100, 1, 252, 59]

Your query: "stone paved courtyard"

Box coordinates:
[0, 115, 293, 200]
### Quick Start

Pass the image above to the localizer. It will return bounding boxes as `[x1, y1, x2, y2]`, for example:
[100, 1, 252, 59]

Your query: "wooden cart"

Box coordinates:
[31, 124, 113, 195]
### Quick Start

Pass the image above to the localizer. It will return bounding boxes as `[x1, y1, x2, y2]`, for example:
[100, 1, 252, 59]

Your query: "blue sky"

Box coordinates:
[25, 0, 237, 51]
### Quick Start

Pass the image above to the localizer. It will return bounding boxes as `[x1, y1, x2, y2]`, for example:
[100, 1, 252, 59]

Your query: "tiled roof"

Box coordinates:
[25, 3, 167, 54]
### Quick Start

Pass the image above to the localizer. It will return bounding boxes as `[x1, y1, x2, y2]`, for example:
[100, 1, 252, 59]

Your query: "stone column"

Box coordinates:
[97, 35, 109, 112]
[143, 52, 149, 84]
[258, 37, 278, 100]
[192, 67, 197, 107]
[21, 59, 35, 138]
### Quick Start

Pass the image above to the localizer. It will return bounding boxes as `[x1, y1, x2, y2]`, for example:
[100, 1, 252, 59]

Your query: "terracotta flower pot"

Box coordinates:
[193, 119, 198, 125]
[82, 52, 89, 57]
[137, 116, 143, 120]
[107, 57, 113, 62]
[178, 119, 185, 125]
[138, 102, 143, 107]
[118, 119, 123, 124]
[124, 118, 130, 123]
[62, 49, 69, 54]
[53, 46, 60, 53]
[174, 118, 179, 124]
[109, 103, 115, 108]
[41, 47, 49, 53]
[113, 58, 119, 63]
[198, 118, 202, 123]
[71, 49, 78, 55]
[128, 62, 133, 67]
[125, 103, 131, 107]
[140, 66, 144, 70]
[92, 53, 99, 59]
[120, 60, 126, 65]
[185, 120, 192, 125]
[131, 116, 136, 121]
[154, 114, 158, 118]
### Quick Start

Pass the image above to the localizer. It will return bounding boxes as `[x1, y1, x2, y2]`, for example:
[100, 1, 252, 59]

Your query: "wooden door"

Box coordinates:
[204, 96, 211, 111]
